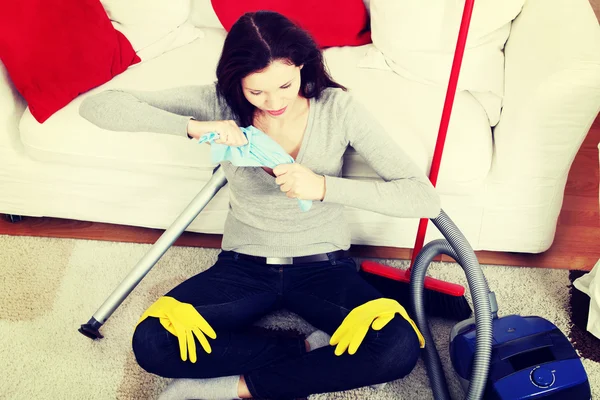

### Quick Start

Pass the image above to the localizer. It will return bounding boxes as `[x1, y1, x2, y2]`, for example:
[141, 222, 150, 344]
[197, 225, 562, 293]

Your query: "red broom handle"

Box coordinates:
[409, 0, 475, 268]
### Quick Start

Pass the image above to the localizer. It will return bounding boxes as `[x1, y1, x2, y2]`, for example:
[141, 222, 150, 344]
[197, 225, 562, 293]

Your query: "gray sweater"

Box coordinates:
[79, 84, 441, 257]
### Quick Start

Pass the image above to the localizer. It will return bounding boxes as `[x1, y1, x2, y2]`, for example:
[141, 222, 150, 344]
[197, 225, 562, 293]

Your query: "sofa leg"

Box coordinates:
[2, 214, 24, 223]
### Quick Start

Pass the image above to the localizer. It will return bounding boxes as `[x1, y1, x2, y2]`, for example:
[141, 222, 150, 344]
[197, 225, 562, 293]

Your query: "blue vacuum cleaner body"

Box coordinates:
[450, 314, 591, 399]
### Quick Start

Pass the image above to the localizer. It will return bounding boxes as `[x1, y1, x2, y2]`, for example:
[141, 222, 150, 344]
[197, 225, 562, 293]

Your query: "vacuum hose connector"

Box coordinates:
[410, 209, 494, 400]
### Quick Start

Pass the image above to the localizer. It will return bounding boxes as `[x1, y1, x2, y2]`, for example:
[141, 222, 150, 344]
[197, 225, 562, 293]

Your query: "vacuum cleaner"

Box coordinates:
[450, 315, 591, 399]
[407, 210, 592, 399]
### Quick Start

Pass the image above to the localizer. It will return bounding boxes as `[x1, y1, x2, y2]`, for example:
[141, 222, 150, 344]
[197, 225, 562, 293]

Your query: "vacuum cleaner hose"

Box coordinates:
[410, 209, 494, 400]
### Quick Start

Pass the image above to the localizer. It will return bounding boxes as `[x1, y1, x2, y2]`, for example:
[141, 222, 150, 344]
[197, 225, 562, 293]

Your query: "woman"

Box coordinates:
[80, 10, 440, 400]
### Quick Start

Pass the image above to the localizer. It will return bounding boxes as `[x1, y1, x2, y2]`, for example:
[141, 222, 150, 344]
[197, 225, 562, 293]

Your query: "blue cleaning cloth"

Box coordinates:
[198, 126, 313, 212]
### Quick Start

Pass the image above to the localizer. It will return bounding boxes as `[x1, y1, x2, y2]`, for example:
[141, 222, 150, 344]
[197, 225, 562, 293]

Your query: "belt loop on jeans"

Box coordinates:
[233, 252, 239, 261]
[327, 252, 337, 265]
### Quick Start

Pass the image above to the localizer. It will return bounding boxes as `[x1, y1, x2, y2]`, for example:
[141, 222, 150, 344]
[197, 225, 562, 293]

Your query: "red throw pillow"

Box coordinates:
[0, 0, 140, 123]
[211, 0, 371, 48]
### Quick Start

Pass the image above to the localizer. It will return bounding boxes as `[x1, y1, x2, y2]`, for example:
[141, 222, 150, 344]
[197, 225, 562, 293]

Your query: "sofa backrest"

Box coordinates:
[367, 0, 524, 126]
[190, 0, 223, 29]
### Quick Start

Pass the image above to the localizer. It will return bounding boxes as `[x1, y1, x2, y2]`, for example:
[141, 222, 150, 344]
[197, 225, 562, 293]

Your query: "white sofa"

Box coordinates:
[1, 0, 599, 254]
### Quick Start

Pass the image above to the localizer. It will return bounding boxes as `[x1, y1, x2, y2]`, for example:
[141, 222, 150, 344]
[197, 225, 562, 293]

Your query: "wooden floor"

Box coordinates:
[1, 117, 599, 271]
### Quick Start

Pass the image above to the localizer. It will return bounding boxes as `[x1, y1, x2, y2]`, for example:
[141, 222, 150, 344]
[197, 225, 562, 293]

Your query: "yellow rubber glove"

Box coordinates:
[136, 296, 217, 363]
[330, 298, 425, 356]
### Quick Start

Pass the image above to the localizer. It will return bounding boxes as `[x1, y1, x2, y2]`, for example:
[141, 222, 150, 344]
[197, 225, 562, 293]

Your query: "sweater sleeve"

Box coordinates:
[322, 93, 441, 219]
[78, 83, 230, 138]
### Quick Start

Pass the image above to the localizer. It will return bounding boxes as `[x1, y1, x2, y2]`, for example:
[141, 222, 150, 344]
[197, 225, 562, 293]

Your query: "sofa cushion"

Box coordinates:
[368, 0, 524, 126]
[0, 0, 140, 124]
[324, 45, 493, 194]
[101, 0, 201, 63]
[19, 28, 492, 196]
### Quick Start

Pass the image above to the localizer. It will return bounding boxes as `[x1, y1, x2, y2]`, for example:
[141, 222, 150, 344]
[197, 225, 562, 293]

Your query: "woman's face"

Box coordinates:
[241, 59, 303, 119]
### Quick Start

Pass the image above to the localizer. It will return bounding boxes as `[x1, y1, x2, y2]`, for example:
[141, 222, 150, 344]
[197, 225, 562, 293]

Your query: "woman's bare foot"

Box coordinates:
[238, 375, 253, 398]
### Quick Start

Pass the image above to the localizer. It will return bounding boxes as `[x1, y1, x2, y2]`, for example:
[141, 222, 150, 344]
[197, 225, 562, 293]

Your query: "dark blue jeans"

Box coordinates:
[132, 251, 420, 399]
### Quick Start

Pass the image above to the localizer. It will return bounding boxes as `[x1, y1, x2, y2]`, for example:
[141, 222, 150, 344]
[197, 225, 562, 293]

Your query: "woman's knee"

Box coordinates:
[367, 317, 421, 380]
[132, 318, 225, 378]
[131, 318, 177, 375]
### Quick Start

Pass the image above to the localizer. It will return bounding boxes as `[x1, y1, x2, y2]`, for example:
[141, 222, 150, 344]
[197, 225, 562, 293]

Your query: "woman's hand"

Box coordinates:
[273, 164, 326, 201]
[187, 119, 248, 147]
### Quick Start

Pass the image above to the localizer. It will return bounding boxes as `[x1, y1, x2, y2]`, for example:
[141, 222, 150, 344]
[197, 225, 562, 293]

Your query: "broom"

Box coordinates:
[359, 0, 475, 321]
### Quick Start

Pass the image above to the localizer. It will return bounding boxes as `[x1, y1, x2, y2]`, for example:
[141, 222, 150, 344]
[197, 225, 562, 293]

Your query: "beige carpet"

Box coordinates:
[1, 234, 598, 400]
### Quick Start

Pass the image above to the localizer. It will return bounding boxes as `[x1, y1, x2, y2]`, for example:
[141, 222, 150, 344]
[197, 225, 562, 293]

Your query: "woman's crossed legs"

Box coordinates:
[132, 252, 420, 399]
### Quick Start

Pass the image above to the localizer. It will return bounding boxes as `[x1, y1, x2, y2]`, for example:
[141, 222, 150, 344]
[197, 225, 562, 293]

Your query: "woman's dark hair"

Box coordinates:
[216, 10, 346, 127]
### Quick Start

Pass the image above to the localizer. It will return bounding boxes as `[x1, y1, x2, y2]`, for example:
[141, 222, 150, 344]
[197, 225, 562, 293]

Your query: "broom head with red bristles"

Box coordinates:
[359, 260, 472, 321]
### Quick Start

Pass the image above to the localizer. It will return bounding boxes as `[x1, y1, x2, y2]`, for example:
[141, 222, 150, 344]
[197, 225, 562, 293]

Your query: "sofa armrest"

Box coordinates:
[492, 0, 600, 182]
[0, 61, 27, 149]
